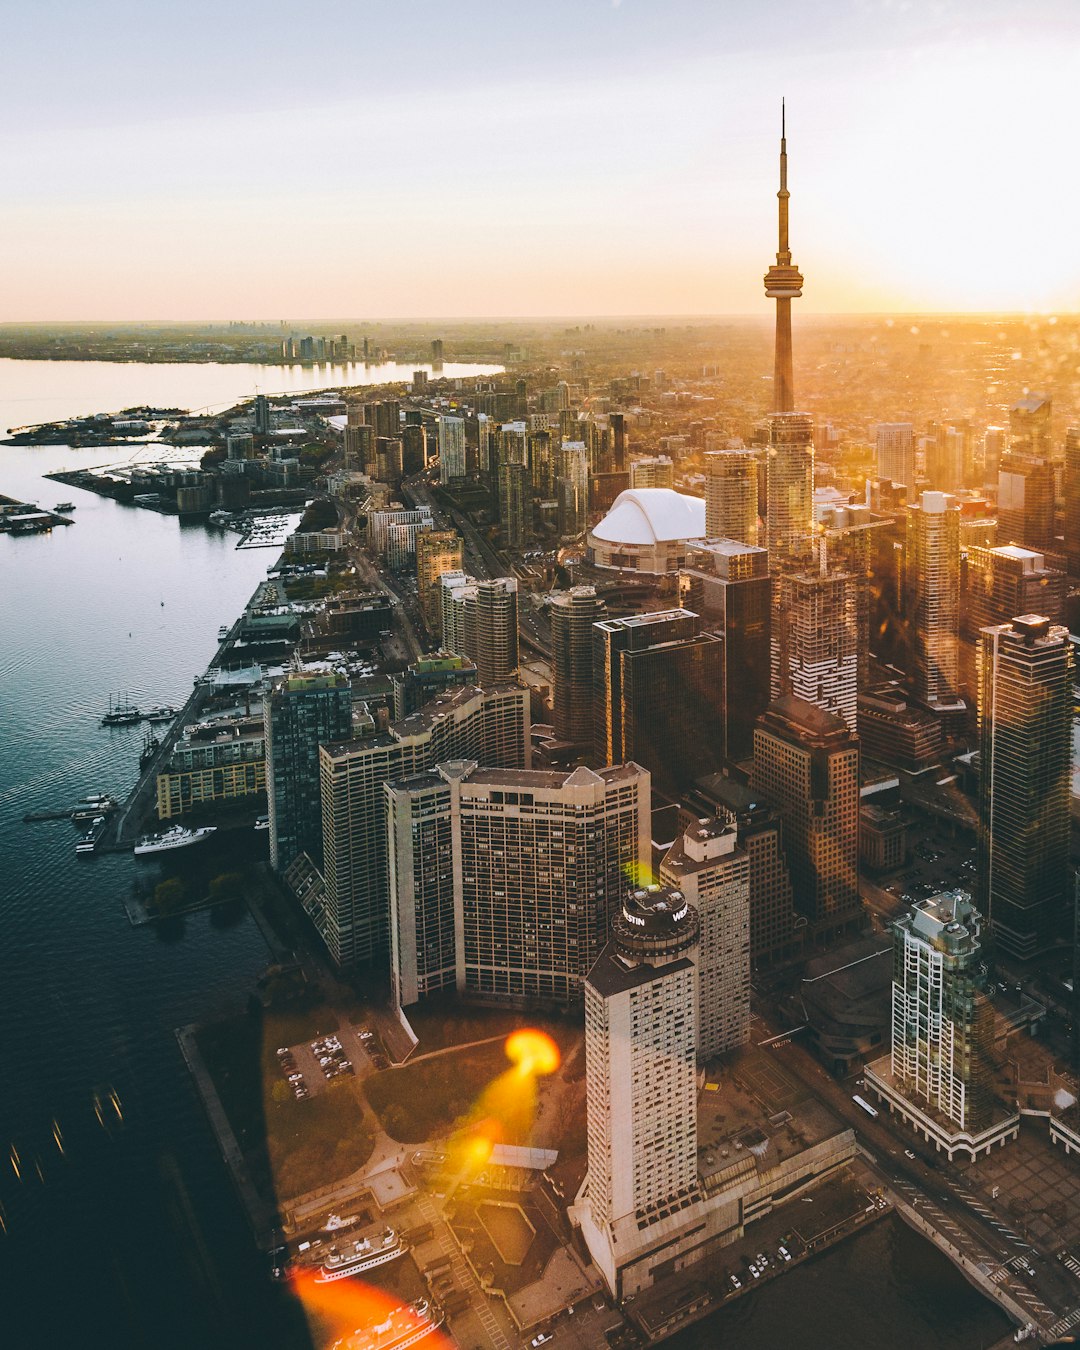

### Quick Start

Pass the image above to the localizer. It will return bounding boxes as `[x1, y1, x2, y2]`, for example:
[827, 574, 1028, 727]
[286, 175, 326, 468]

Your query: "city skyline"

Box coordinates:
[4, 1, 1080, 320]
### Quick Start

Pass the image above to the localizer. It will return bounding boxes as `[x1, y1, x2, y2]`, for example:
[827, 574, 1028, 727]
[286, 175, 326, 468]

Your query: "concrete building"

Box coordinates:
[772, 559, 859, 734]
[368, 506, 432, 559]
[875, 423, 915, 495]
[904, 490, 961, 709]
[549, 586, 605, 745]
[438, 416, 467, 483]
[997, 450, 1054, 551]
[661, 818, 751, 1058]
[438, 574, 520, 684]
[318, 684, 530, 966]
[976, 616, 1072, 959]
[416, 530, 464, 634]
[264, 671, 353, 871]
[390, 653, 477, 720]
[1065, 427, 1080, 578]
[704, 450, 759, 546]
[750, 697, 861, 944]
[866, 891, 1019, 1159]
[593, 610, 724, 796]
[500, 459, 530, 550]
[156, 719, 266, 820]
[386, 761, 650, 1008]
[680, 540, 772, 761]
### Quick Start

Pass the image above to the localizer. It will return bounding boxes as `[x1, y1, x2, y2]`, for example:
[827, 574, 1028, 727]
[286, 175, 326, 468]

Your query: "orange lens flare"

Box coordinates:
[288, 1271, 453, 1349]
[504, 1029, 560, 1078]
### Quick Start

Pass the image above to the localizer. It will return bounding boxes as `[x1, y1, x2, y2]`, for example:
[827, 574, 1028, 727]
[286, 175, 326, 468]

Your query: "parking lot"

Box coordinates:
[273, 1022, 385, 1101]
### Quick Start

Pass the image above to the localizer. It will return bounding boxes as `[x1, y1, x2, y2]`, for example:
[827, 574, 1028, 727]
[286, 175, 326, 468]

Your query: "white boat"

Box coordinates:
[313, 1229, 407, 1283]
[134, 825, 216, 856]
[72, 794, 118, 822]
[329, 1301, 442, 1350]
[254, 815, 270, 832]
[144, 705, 177, 722]
[54, 502, 76, 513]
[75, 817, 107, 855]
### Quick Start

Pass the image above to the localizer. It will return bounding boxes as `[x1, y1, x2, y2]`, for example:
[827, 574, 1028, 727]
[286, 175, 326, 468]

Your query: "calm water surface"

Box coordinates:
[0, 361, 1013, 1349]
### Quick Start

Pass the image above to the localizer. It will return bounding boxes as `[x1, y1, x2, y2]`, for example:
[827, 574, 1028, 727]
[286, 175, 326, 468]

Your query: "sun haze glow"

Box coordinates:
[2, 1, 1079, 318]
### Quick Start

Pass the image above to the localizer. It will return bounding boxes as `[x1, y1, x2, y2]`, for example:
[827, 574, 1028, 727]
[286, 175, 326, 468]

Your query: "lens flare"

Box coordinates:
[288, 1270, 452, 1348]
[505, 1029, 560, 1078]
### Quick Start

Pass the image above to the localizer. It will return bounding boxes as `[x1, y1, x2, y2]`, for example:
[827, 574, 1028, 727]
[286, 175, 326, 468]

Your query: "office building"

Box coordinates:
[1009, 392, 1052, 458]
[401, 422, 426, 475]
[903, 491, 961, 708]
[500, 459, 530, 550]
[865, 891, 1019, 1158]
[318, 683, 530, 966]
[875, 423, 915, 494]
[997, 450, 1054, 551]
[438, 415, 466, 483]
[704, 450, 758, 545]
[593, 610, 724, 796]
[772, 559, 859, 734]
[661, 818, 751, 1058]
[557, 440, 589, 538]
[751, 696, 861, 943]
[1065, 427, 1080, 578]
[386, 761, 650, 1008]
[976, 616, 1072, 959]
[680, 540, 772, 760]
[264, 670, 353, 872]
[962, 544, 1066, 643]
[416, 530, 464, 633]
[549, 586, 605, 745]
[254, 393, 270, 435]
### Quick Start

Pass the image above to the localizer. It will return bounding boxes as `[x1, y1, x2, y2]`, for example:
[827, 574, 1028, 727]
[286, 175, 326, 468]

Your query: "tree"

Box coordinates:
[209, 871, 244, 901]
[153, 877, 186, 914]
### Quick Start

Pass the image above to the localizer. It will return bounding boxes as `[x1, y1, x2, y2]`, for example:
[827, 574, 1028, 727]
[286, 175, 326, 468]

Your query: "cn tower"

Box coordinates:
[763, 101, 803, 414]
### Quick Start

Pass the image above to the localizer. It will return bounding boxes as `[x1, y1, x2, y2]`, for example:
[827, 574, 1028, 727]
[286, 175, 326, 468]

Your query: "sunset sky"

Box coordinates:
[3, 0, 1080, 319]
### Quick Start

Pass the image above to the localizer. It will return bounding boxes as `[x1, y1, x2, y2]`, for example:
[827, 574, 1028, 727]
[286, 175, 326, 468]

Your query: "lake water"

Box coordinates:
[0, 359, 1014, 1349]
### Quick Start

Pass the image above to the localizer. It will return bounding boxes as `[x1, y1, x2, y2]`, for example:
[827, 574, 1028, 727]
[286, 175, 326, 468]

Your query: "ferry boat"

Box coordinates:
[218, 625, 231, 640]
[75, 816, 107, 855]
[329, 1301, 443, 1350]
[144, 705, 177, 723]
[71, 794, 118, 822]
[54, 502, 75, 513]
[134, 825, 216, 856]
[313, 1228, 407, 1283]
[101, 695, 142, 726]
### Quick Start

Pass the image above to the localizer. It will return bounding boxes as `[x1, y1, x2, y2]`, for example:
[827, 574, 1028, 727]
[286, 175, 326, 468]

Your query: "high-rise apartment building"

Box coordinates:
[318, 683, 530, 966]
[962, 545, 1066, 643]
[875, 423, 915, 494]
[750, 696, 861, 942]
[500, 459, 530, 550]
[593, 610, 724, 796]
[438, 574, 519, 684]
[976, 615, 1072, 959]
[578, 885, 701, 1296]
[772, 560, 859, 734]
[264, 670, 353, 872]
[416, 530, 464, 634]
[1065, 427, 1080, 578]
[1009, 392, 1052, 458]
[997, 450, 1055, 551]
[903, 490, 961, 708]
[680, 541, 772, 761]
[549, 586, 605, 745]
[629, 456, 674, 490]
[661, 818, 751, 1058]
[386, 761, 650, 1008]
[704, 450, 758, 546]
[438, 415, 466, 483]
[766, 412, 814, 560]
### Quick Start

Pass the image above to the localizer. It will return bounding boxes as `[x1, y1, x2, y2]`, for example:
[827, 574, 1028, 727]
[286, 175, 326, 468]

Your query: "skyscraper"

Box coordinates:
[751, 696, 861, 942]
[557, 440, 590, 539]
[500, 459, 530, 550]
[1009, 392, 1052, 458]
[578, 885, 701, 1296]
[593, 610, 724, 796]
[465, 577, 520, 684]
[997, 449, 1055, 551]
[976, 615, 1072, 959]
[549, 586, 605, 745]
[661, 817, 751, 1058]
[438, 415, 466, 483]
[264, 670, 353, 872]
[680, 540, 772, 760]
[903, 490, 961, 708]
[415, 530, 464, 634]
[1065, 427, 1080, 578]
[766, 412, 815, 560]
[875, 423, 915, 495]
[772, 557, 859, 734]
[763, 101, 803, 414]
[386, 761, 650, 1008]
[704, 450, 758, 546]
[319, 683, 530, 966]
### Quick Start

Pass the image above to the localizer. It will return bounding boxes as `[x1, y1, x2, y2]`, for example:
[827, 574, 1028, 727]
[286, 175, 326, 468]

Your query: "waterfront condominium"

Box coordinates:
[264, 669, 353, 872]
[549, 585, 605, 746]
[577, 885, 702, 1297]
[385, 760, 650, 1008]
[660, 817, 751, 1058]
[704, 450, 759, 547]
[750, 695, 861, 943]
[976, 615, 1072, 960]
[318, 683, 530, 967]
[592, 609, 724, 796]
[903, 490, 961, 710]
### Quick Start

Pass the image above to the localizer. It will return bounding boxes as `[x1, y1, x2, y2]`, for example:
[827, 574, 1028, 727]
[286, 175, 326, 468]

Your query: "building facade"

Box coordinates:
[904, 490, 961, 708]
[704, 450, 759, 546]
[549, 585, 605, 745]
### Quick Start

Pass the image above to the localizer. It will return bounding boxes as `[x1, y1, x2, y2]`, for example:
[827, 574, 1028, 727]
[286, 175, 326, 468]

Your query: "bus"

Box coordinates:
[852, 1094, 879, 1119]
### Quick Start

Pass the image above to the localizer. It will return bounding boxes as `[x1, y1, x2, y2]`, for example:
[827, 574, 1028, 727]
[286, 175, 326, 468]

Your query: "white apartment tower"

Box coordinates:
[704, 450, 759, 547]
[661, 817, 751, 1058]
[875, 422, 915, 494]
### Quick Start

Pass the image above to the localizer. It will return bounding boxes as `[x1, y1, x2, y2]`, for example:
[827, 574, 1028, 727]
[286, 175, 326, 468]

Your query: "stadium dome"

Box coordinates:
[587, 488, 706, 574]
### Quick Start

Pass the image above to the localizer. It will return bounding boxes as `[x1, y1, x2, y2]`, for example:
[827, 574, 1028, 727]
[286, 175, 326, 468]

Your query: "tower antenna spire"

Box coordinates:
[764, 101, 803, 413]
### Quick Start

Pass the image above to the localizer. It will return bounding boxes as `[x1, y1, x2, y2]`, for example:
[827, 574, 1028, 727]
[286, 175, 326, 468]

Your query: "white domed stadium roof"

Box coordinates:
[591, 488, 706, 545]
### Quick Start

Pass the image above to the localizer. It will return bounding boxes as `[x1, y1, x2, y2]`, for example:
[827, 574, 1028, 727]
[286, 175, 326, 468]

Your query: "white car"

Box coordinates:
[530, 1333, 553, 1347]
